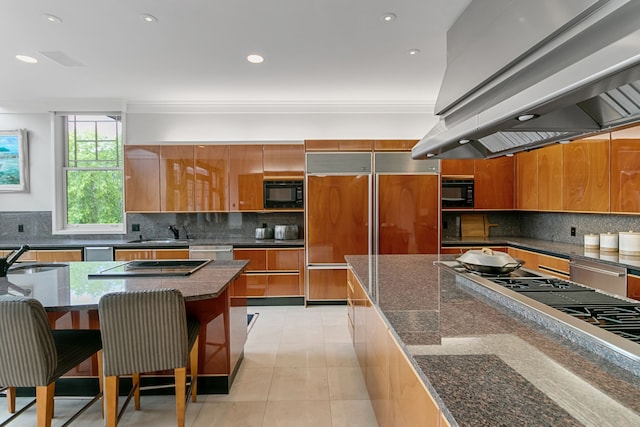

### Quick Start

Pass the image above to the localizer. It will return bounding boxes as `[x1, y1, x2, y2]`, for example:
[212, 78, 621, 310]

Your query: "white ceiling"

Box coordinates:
[0, 0, 470, 111]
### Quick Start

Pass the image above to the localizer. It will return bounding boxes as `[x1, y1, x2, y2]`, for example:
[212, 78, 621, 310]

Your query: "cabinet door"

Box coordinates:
[229, 145, 264, 211]
[305, 140, 373, 151]
[562, 136, 610, 212]
[474, 156, 514, 209]
[307, 268, 348, 300]
[515, 150, 538, 210]
[267, 248, 299, 270]
[373, 140, 417, 151]
[195, 145, 229, 211]
[233, 248, 267, 271]
[160, 145, 195, 211]
[378, 174, 439, 254]
[611, 127, 640, 213]
[267, 274, 301, 296]
[628, 274, 640, 301]
[538, 144, 563, 211]
[114, 249, 189, 261]
[37, 250, 83, 262]
[263, 144, 304, 179]
[124, 145, 160, 212]
[440, 159, 474, 176]
[307, 175, 370, 263]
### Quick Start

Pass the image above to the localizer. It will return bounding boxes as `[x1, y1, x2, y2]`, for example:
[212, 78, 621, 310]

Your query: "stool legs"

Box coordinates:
[6, 387, 16, 413]
[190, 336, 199, 403]
[132, 373, 141, 410]
[174, 368, 186, 427]
[35, 383, 55, 427]
[104, 375, 119, 427]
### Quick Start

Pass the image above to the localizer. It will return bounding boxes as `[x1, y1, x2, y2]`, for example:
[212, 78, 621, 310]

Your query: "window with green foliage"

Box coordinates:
[64, 114, 123, 228]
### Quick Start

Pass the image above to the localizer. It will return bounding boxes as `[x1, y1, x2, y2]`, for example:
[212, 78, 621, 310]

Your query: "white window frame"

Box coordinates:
[52, 112, 126, 235]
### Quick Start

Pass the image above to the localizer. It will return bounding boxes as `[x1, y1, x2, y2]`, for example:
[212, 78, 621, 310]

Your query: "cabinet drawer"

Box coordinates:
[267, 248, 299, 270]
[234, 249, 267, 271]
[267, 273, 301, 296]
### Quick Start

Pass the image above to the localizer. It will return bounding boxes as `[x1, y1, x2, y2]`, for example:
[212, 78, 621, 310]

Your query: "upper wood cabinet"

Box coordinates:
[305, 140, 374, 151]
[440, 159, 475, 176]
[160, 145, 195, 212]
[610, 127, 640, 213]
[537, 144, 563, 211]
[263, 144, 304, 179]
[195, 145, 229, 211]
[562, 135, 610, 212]
[373, 140, 417, 151]
[124, 145, 161, 212]
[515, 150, 538, 210]
[474, 156, 515, 210]
[229, 145, 264, 211]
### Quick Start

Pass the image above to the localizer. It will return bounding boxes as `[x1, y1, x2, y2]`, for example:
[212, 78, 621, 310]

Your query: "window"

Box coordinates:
[53, 113, 125, 234]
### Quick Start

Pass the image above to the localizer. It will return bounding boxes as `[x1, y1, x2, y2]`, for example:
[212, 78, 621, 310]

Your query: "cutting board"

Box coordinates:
[460, 214, 498, 237]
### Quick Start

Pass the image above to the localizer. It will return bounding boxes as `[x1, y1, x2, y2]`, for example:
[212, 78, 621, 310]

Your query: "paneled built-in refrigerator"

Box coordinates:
[306, 152, 439, 302]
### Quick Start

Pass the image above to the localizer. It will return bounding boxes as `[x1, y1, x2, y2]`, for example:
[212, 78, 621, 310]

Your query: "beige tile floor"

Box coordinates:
[2, 305, 378, 426]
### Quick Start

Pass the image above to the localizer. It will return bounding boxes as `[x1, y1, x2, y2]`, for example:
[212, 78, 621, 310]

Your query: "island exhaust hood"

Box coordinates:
[412, 0, 640, 160]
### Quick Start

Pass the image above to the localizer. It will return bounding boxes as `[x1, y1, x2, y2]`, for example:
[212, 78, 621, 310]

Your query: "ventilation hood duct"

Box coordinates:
[412, 0, 640, 160]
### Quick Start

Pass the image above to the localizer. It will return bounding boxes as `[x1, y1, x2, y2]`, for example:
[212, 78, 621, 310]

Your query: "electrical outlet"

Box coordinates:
[570, 227, 576, 236]
[18, 224, 24, 232]
[132, 224, 140, 232]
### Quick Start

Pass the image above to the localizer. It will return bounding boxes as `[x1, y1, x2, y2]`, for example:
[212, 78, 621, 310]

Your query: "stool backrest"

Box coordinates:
[0, 296, 57, 386]
[98, 289, 190, 376]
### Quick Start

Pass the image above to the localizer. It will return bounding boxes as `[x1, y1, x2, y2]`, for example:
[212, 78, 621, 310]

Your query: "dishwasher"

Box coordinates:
[569, 258, 627, 298]
[188, 245, 233, 261]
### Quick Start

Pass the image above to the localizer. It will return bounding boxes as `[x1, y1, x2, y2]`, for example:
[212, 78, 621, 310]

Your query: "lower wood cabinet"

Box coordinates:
[349, 267, 446, 427]
[114, 248, 189, 261]
[2, 249, 83, 262]
[628, 274, 640, 301]
[233, 248, 304, 298]
[307, 268, 348, 301]
[507, 247, 569, 278]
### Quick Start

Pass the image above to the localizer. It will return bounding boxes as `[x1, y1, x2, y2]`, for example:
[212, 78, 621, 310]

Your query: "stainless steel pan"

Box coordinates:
[456, 248, 524, 275]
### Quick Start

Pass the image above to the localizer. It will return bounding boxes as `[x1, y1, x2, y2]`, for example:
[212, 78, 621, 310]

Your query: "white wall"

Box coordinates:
[0, 113, 52, 211]
[1, 105, 438, 212]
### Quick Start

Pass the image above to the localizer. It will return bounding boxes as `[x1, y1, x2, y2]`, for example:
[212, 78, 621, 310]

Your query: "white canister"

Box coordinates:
[600, 232, 619, 252]
[619, 231, 640, 255]
[583, 233, 600, 249]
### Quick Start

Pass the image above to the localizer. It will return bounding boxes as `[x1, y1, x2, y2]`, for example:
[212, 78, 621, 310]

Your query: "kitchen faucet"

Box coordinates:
[0, 245, 30, 277]
[168, 225, 180, 240]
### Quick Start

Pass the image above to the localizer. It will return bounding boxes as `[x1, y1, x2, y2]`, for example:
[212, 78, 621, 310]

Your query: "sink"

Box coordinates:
[127, 239, 191, 244]
[8, 263, 69, 274]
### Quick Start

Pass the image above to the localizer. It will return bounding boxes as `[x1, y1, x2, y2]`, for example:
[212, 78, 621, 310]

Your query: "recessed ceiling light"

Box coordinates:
[459, 139, 470, 144]
[16, 55, 38, 64]
[381, 13, 396, 22]
[505, 153, 514, 157]
[426, 153, 435, 158]
[140, 14, 158, 23]
[247, 54, 264, 64]
[408, 49, 421, 56]
[517, 113, 538, 121]
[558, 140, 571, 144]
[43, 14, 62, 23]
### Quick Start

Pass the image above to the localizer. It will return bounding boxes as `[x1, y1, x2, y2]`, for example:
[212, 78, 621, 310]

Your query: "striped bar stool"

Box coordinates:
[0, 296, 103, 427]
[98, 289, 200, 427]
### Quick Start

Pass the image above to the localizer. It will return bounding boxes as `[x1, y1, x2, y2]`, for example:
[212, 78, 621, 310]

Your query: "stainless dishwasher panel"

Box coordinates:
[84, 246, 114, 261]
[189, 245, 233, 261]
[569, 258, 627, 297]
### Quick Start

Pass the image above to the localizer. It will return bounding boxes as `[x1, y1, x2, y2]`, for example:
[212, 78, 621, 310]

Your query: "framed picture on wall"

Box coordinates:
[0, 129, 29, 192]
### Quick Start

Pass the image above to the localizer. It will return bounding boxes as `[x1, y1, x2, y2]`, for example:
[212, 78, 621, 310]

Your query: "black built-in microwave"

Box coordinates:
[441, 179, 474, 208]
[264, 180, 304, 209]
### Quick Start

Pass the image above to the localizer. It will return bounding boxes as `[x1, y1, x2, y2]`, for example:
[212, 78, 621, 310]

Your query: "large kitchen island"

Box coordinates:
[346, 254, 640, 427]
[2, 259, 249, 394]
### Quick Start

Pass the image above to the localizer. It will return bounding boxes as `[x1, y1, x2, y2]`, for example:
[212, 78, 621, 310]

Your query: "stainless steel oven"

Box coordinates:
[441, 178, 474, 208]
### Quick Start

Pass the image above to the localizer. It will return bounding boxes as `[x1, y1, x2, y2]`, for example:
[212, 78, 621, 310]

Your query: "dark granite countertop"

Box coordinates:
[1, 260, 248, 311]
[0, 238, 304, 250]
[346, 254, 640, 427]
[442, 236, 640, 271]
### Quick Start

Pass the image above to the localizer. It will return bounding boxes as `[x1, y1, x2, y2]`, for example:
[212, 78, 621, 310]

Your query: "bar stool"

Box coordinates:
[98, 289, 200, 427]
[0, 296, 103, 427]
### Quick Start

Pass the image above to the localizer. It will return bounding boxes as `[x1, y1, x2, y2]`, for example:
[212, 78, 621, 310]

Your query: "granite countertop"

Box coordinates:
[346, 254, 640, 427]
[442, 236, 640, 271]
[0, 237, 304, 250]
[1, 259, 248, 311]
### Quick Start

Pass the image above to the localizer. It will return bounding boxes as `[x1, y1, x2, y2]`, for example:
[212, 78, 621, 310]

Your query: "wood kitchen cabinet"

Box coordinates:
[195, 145, 229, 211]
[1, 249, 82, 262]
[124, 145, 161, 212]
[507, 247, 569, 278]
[440, 159, 475, 176]
[160, 145, 195, 212]
[305, 139, 374, 151]
[114, 248, 189, 261]
[537, 144, 563, 211]
[233, 248, 304, 299]
[562, 135, 610, 212]
[373, 140, 418, 151]
[610, 126, 640, 213]
[515, 150, 538, 210]
[263, 144, 305, 179]
[229, 145, 264, 211]
[628, 274, 640, 301]
[474, 156, 515, 209]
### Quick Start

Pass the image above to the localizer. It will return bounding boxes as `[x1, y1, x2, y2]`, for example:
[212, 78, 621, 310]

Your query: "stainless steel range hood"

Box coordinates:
[412, 0, 640, 160]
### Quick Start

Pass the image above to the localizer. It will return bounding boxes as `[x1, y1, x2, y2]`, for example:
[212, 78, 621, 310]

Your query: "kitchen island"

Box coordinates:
[346, 254, 640, 427]
[2, 259, 249, 394]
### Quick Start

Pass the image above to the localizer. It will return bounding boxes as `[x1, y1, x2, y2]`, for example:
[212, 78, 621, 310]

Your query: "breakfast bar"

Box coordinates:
[346, 254, 640, 427]
[2, 259, 249, 395]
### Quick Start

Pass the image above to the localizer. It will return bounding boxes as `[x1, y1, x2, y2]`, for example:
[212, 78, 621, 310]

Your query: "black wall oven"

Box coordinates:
[263, 180, 304, 209]
[441, 178, 474, 208]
